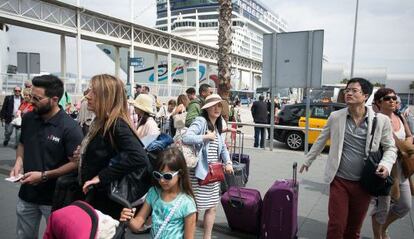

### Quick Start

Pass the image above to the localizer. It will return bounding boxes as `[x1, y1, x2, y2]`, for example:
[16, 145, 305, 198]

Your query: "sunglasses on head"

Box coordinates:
[382, 95, 397, 101]
[153, 171, 179, 181]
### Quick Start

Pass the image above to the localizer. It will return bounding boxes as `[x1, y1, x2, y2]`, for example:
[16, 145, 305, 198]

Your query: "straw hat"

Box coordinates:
[201, 94, 225, 109]
[132, 94, 154, 114]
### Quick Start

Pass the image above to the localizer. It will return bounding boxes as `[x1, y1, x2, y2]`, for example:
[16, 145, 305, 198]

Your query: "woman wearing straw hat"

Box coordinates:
[182, 94, 234, 239]
[132, 94, 160, 140]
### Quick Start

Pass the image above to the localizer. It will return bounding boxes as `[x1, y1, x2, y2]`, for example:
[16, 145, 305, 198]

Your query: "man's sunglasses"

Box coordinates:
[153, 171, 179, 181]
[382, 95, 397, 101]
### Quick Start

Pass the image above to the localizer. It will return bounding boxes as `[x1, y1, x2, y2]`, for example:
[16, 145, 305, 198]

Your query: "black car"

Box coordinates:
[274, 102, 346, 150]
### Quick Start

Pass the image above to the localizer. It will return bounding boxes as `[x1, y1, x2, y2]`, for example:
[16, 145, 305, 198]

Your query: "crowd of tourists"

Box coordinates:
[1, 75, 413, 239]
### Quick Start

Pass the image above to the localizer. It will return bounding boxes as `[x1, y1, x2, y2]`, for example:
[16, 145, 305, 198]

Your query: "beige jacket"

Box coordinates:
[304, 107, 397, 184]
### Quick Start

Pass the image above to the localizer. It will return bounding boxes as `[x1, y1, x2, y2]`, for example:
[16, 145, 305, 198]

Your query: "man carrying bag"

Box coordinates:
[299, 78, 397, 239]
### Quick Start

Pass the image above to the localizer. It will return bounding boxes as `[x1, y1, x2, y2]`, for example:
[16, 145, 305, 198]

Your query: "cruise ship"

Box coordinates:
[98, 0, 288, 95]
[155, 0, 288, 61]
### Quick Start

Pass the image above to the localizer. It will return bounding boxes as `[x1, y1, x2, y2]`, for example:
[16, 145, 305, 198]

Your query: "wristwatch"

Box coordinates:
[41, 171, 48, 182]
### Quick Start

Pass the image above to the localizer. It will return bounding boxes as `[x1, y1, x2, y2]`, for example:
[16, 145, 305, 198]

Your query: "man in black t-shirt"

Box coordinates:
[9, 75, 83, 238]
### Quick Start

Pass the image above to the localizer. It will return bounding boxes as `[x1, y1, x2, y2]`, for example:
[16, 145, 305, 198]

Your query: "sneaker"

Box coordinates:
[3, 140, 8, 146]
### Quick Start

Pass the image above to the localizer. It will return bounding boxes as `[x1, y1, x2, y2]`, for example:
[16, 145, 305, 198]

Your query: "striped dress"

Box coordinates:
[190, 135, 221, 210]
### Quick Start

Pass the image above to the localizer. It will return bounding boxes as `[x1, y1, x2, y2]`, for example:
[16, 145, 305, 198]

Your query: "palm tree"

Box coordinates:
[373, 82, 385, 88]
[217, 0, 232, 99]
[340, 78, 349, 84]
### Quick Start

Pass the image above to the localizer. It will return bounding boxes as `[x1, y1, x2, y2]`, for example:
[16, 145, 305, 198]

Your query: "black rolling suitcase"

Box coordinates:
[231, 131, 250, 181]
[221, 131, 248, 193]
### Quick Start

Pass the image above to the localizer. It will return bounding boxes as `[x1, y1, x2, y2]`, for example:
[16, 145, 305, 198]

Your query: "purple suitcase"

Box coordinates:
[221, 186, 262, 235]
[231, 131, 250, 180]
[261, 162, 299, 239]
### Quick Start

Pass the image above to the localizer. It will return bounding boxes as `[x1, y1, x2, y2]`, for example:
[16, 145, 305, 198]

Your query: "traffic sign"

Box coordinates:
[130, 57, 144, 67]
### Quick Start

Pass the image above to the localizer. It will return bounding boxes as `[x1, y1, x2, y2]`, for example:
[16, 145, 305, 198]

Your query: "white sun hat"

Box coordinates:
[201, 94, 225, 110]
[132, 94, 154, 114]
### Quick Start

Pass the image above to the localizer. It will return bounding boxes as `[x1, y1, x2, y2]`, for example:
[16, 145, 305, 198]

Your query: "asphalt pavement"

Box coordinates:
[0, 117, 414, 238]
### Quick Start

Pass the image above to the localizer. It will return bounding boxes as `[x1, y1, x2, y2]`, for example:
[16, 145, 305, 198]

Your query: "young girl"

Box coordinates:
[120, 148, 197, 239]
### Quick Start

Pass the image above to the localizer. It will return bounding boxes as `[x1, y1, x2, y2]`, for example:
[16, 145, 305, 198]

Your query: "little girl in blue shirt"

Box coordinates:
[120, 148, 197, 239]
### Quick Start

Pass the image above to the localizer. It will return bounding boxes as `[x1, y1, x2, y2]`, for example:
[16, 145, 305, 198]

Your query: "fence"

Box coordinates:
[138, 83, 217, 100]
[0, 73, 27, 94]
[226, 121, 323, 152]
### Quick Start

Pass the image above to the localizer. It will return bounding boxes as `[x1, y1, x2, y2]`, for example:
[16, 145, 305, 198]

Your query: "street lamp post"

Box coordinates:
[350, 0, 359, 78]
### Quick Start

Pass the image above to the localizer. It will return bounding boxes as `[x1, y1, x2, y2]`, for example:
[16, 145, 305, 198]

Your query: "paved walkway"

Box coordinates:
[0, 129, 413, 238]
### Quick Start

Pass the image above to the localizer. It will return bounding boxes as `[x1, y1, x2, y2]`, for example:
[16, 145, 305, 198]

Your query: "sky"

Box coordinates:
[6, 0, 414, 77]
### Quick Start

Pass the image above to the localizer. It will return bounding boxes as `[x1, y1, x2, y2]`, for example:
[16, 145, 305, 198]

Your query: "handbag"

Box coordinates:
[174, 128, 199, 168]
[394, 137, 414, 178]
[360, 116, 394, 196]
[109, 152, 152, 207]
[173, 111, 187, 129]
[198, 162, 225, 186]
[11, 116, 22, 127]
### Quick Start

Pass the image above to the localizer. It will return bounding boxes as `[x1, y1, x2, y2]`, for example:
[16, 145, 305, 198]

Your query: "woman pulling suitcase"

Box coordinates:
[182, 94, 234, 239]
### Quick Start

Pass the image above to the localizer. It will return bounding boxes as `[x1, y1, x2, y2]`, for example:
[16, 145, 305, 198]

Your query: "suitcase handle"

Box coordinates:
[225, 172, 244, 207]
[293, 162, 297, 186]
[232, 130, 244, 163]
[229, 197, 244, 209]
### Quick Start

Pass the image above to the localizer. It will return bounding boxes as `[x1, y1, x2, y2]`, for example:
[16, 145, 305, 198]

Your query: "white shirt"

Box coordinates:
[13, 96, 21, 117]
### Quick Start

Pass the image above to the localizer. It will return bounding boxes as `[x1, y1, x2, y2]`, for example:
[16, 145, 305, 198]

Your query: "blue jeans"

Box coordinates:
[4, 123, 20, 145]
[254, 127, 265, 148]
[16, 197, 51, 239]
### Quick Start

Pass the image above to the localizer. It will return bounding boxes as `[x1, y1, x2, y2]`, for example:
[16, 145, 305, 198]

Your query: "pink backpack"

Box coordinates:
[44, 201, 98, 239]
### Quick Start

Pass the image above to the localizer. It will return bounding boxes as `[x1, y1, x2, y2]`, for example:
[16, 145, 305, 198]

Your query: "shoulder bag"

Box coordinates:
[173, 111, 187, 129]
[174, 128, 199, 168]
[198, 127, 225, 186]
[198, 162, 225, 186]
[394, 113, 414, 178]
[394, 136, 414, 179]
[109, 150, 152, 207]
[360, 116, 394, 196]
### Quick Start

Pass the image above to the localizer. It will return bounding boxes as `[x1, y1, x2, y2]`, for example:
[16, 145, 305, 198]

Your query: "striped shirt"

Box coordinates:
[190, 135, 221, 210]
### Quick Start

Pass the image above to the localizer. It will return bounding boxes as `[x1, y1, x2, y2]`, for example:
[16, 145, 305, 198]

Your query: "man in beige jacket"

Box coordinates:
[300, 78, 397, 239]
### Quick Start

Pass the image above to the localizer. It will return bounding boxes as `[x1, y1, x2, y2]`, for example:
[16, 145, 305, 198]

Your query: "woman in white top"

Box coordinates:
[371, 88, 412, 239]
[170, 94, 190, 136]
[132, 94, 160, 140]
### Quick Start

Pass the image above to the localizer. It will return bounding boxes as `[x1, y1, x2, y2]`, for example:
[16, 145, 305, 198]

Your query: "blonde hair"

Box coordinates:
[88, 74, 137, 143]
[22, 88, 31, 98]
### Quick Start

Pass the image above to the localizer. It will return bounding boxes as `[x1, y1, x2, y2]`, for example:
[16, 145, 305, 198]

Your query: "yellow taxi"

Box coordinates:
[274, 102, 346, 150]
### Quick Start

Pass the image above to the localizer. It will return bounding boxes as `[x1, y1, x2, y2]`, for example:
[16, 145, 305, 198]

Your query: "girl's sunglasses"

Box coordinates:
[382, 95, 397, 101]
[153, 171, 179, 181]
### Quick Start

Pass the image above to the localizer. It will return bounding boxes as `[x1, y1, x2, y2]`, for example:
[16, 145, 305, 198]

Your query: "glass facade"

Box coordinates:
[157, 0, 218, 13]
